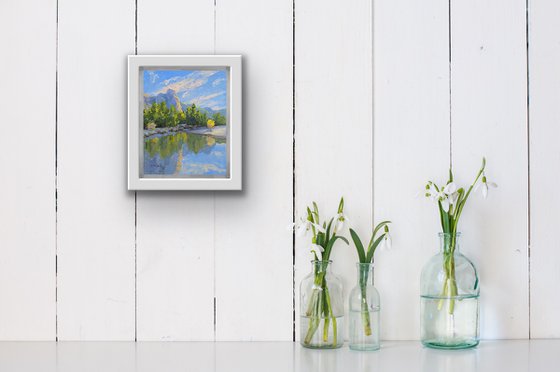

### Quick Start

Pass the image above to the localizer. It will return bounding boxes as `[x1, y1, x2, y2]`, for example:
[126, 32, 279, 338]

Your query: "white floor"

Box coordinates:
[0, 340, 559, 371]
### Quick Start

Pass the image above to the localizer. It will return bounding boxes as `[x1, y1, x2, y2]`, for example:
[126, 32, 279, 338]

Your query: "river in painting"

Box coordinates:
[143, 132, 227, 177]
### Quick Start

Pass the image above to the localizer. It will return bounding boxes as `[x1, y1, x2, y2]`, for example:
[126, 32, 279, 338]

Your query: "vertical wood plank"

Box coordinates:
[451, 0, 529, 338]
[57, 0, 136, 340]
[214, 0, 293, 341]
[136, 0, 216, 341]
[295, 0, 373, 340]
[0, 0, 57, 340]
[529, 0, 560, 338]
[373, 0, 450, 340]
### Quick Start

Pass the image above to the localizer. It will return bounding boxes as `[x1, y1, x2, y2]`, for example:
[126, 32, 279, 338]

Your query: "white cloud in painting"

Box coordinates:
[212, 77, 226, 87]
[162, 76, 181, 85]
[209, 103, 226, 110]
[147, 71, 159, 83]
[188, 92, 225, 106]
[155, 70, 218, 95]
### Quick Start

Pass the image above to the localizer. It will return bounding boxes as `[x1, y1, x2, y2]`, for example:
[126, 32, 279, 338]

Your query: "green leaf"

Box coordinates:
[371, 221, 391, 242]
[316, 232, 324, 247]
[337, 236, 349, 245]
[306, 207, 313, 222]
[323, 235, 349, 261]
[449, 167, 454, 183]
[438, 201, 450, 233]
[366, 234, 386, 263]
[350, 229, 366, 263]
[338, 197, 344, 214]
[325, 218, 334, 242]
[368, 221, 391, 251]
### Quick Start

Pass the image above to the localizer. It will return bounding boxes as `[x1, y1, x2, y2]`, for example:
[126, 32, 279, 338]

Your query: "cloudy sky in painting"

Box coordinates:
[143, 69, 227, 110]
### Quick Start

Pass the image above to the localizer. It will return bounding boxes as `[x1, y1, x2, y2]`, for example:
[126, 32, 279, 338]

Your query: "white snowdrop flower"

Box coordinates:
[289, 218, 325, 237]
[333, 213, 350, 234]
[474, 173, 497, 199]
[382, 233, 392, 251]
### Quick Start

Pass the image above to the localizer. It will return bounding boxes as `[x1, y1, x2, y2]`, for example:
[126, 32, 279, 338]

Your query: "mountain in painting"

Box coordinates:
[144, 89, 183, 112]
[144, 89, 227, 118]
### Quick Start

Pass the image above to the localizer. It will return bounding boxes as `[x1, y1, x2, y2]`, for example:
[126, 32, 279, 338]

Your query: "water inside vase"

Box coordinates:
[420, 295, 479, 349]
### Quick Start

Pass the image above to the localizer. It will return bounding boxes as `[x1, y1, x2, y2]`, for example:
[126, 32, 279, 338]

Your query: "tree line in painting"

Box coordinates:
[143, 101, 226, 129]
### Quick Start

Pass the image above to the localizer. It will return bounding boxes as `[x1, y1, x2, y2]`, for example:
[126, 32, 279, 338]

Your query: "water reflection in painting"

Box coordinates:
[143, 132, 227, 177]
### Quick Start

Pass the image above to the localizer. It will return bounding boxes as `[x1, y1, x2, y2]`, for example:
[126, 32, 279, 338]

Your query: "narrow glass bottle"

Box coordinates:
[300, 260, 344, 349]
[420, 233, 480, 349]
[349, 263, 380, 351]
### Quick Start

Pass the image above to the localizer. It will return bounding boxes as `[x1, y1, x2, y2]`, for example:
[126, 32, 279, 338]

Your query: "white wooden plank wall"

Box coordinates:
[214, 0, 293, 341]
[529, 0, 560, 338]
[373, 0, 450, 340]
[57, 0, 136, 340]
[295, 0, 373, 340]
[136, 0, 216, 341]
[1, 0, 558, 341]
[0, 0, 57, 340]
[451, 0, 529, 339]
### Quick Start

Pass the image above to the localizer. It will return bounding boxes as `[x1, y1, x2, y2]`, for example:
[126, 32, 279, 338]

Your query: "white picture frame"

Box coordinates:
[128, 55, 242, 190]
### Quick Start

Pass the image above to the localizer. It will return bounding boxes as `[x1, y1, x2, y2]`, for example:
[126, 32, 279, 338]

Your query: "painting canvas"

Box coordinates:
[142, 68, 229, 178]
[128, 55, 242, 190]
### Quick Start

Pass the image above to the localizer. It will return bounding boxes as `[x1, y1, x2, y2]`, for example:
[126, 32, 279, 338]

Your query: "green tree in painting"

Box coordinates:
[212, 112, 226, 126]
[186, 104, 198, 127]
[144, 101, 217, 129]
[178, 109, 186, 124]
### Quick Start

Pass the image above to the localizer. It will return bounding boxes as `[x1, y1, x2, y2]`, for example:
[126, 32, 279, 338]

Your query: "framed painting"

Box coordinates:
[128, 55, 242, 190]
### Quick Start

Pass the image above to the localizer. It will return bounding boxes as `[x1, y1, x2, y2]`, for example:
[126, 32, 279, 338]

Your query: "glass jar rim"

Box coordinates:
[310, 259, 333, 264]
[438, 232, 462, 237]
[356, 262, 374, 267]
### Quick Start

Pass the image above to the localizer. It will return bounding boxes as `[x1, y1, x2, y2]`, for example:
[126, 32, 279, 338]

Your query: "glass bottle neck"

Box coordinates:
[311, 260, 332, 275]
[439, 233, 461, 253]
[356, 263, 374, 285]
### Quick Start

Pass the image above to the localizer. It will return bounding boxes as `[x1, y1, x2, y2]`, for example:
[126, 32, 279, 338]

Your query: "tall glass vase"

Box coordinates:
[300, 260, 344, 349]
[420, 233, 480, 349]
[349, 263, 380, 351]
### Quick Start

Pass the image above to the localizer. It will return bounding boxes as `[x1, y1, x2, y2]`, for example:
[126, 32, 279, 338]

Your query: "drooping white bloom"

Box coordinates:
[443, 182, 457, 195]
[382, 232, 392, 251]
[440, 197, 451, 213]
[474, 173, 497, 199]
[288, 218, 325, 237]
[425, 182, 458, 212]
[332, 213, 350, 234]
[310, 243, 324, 253]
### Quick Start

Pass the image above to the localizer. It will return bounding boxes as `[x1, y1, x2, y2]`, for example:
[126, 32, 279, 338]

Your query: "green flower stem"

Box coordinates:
[303, 268, 337, 347]
[432, 158, 488, 316]
[438, 237, 459, 314]
[303, 289, 321, 344]
[359, 265, 372, 336]
[360, 284, 372, 336]
[324, 285, 337, 345]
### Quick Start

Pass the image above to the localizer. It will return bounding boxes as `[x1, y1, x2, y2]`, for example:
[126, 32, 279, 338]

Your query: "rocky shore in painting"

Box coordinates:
[144, 124, 226, 139]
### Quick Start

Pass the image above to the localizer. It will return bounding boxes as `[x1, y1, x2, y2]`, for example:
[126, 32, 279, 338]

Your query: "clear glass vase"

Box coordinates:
[349, 263, 380, 351]
[300, 260, 344, 349]
[420, 233, 480, 349]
